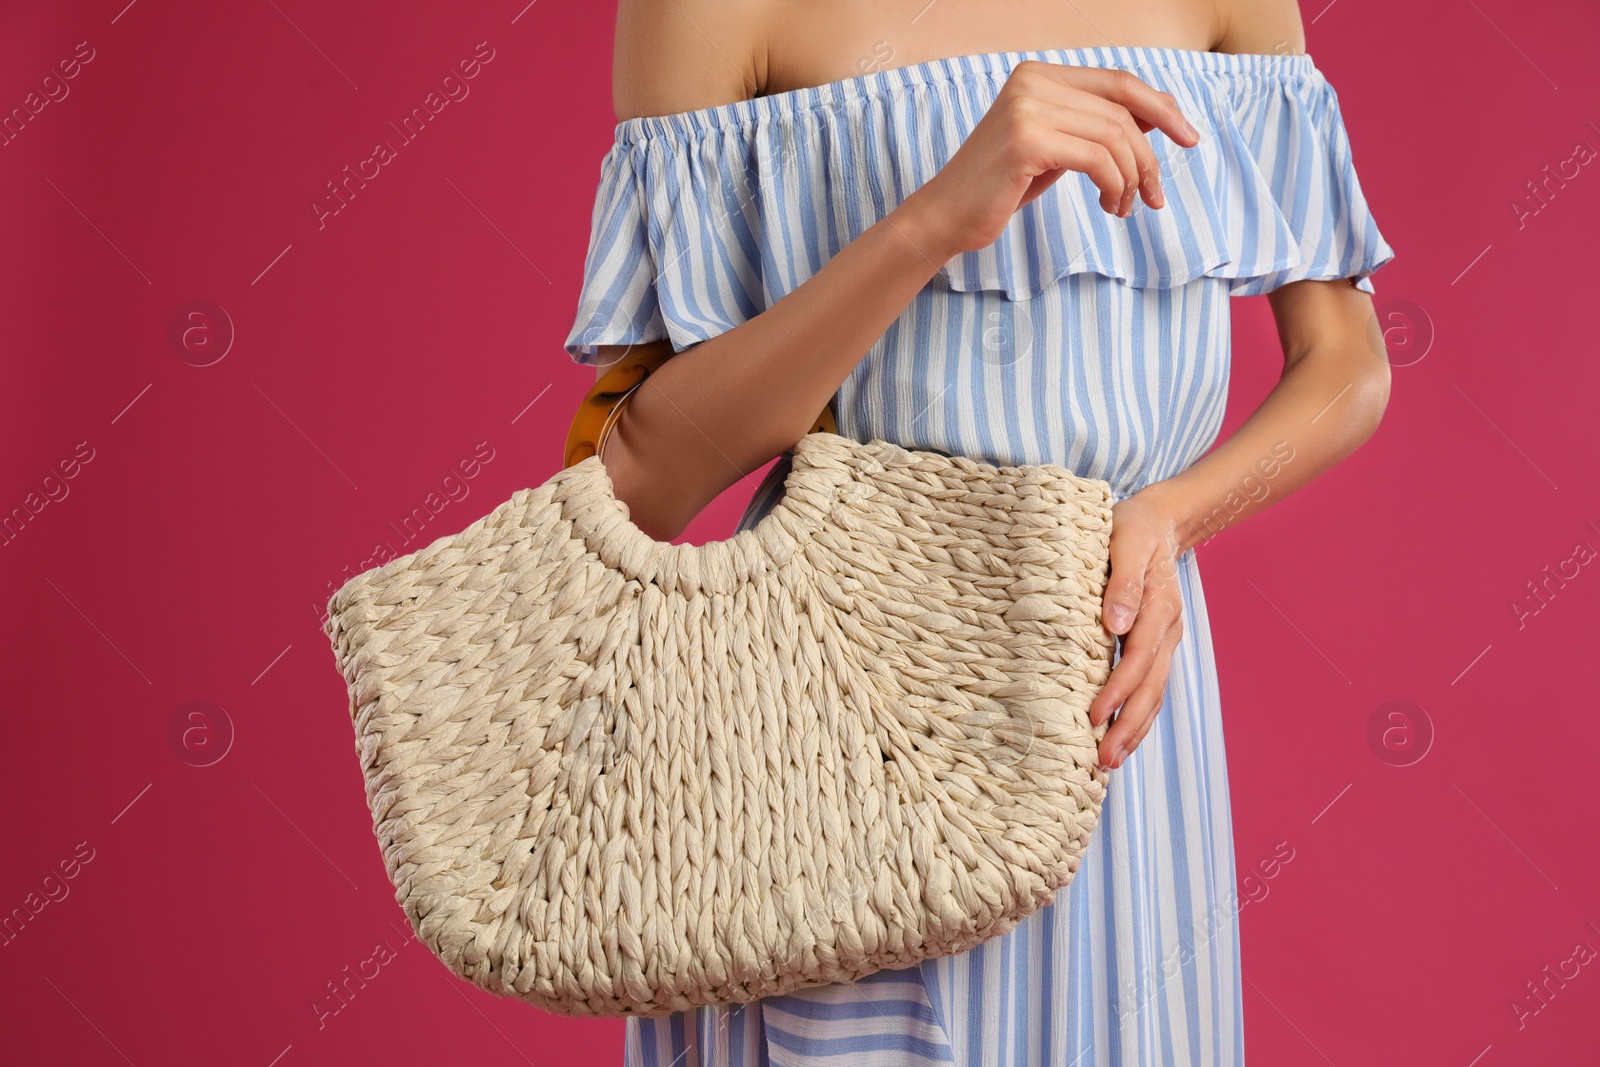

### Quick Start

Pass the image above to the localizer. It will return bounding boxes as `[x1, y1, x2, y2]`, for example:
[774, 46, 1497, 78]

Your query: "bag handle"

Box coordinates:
[553, 431, 884, 596]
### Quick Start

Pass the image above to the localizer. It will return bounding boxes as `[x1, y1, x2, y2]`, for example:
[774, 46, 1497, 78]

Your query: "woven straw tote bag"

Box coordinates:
[323, 430, 1119, 1018]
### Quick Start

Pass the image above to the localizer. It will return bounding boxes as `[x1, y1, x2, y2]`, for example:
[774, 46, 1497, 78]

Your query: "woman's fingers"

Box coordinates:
[1085, 488, 1190, 768]
[1013, 78, 1168, 212]
[1090, 534, 1182, 731]
[926, 60, 1203, 257]
[1020, 100, 1148, 215]
[1046, 64, 1201, 149]
[1098, 617, 1184, 768]
[1101, 534, 1146, 637]
[1089, 589, 1160, 728]
[1011, 121, 1137, 218]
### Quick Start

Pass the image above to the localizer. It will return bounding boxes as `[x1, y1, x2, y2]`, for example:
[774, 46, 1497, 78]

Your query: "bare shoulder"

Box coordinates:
[1209, 0, 1307, 56]
[612, 0, 771, 120]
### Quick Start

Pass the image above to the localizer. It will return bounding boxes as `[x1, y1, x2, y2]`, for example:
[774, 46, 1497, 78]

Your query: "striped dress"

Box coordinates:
[563, 44, 1394, 1067]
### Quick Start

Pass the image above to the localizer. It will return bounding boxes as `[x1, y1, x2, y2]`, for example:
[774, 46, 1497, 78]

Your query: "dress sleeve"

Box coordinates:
[562, 134, 768, 365]
[1220, 67, 1397, 296]
[562, 142, 670, 365]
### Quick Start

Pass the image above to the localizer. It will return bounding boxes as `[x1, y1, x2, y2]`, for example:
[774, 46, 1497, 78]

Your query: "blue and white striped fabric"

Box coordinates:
[564, 44, 1394, 1067]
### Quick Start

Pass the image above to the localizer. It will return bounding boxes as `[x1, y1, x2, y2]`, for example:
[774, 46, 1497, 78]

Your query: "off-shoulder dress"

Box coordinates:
[563, 44, 1395, 1067]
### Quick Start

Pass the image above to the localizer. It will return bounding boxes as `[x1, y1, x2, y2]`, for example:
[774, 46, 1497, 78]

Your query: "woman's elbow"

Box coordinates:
[1349, 355, 1392, 444]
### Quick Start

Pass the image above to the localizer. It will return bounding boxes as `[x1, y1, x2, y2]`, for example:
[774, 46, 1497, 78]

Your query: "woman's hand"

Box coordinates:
[898, 61, 1203, 260]
[1090, 486, 1188, 770]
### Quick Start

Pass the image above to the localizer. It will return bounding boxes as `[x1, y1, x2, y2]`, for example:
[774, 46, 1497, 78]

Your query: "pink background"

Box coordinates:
[3, 0, 1597, 1063]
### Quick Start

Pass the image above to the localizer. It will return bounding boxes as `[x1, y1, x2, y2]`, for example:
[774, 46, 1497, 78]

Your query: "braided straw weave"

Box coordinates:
[323, 431, 1118, 1018]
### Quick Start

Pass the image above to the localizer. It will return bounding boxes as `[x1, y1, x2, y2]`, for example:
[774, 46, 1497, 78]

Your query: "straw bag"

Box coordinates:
[322, 431, 1118, 1018]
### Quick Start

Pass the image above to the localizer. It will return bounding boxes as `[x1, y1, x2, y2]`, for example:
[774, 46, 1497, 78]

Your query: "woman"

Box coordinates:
[562, 0, 1395, 1060]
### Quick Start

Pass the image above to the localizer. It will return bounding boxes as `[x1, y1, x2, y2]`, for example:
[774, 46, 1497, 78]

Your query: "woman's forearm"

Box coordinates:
[604, 190, 960, 541]
[1141, 310, 1392, 557]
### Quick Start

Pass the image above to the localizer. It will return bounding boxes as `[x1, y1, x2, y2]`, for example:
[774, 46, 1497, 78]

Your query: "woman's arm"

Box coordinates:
[594, 0, 1200, 540]
[593, 208, 960, 542]
[1088, 280, 1390, 766]
[1087, 0, 1392, 770]
[1144, 280, 1390, 556]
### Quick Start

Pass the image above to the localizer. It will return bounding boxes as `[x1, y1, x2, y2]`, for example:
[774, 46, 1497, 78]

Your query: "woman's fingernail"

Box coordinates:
[1109, 604, 1133, 631]
[1184, 120, 1202, 142]
[1152, 185, 1166, 208]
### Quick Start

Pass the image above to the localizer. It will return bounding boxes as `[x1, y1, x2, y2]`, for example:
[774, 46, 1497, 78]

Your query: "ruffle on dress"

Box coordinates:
[562, 46, 1396, 363]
